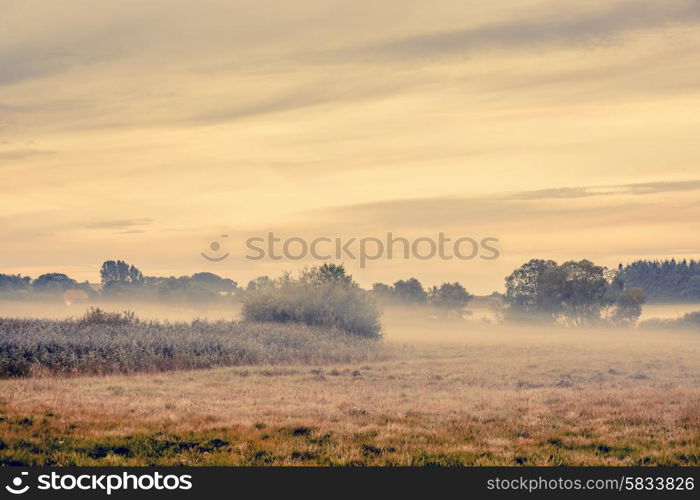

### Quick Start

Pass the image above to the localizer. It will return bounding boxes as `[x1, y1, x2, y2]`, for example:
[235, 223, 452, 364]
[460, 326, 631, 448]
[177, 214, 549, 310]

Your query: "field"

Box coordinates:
[0, 306, 698, 466]
[0, 313, 385, 377]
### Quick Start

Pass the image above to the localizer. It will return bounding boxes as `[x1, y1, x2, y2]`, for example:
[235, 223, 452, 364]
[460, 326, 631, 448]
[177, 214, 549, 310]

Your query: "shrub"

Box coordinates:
[79, 307, 137, 326]
[242, 265, 381, 338]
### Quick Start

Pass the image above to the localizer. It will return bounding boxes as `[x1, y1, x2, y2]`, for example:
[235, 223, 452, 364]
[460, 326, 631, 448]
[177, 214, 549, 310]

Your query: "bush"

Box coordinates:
[242, 265, 381, 338]
[79, 307, 137, 326]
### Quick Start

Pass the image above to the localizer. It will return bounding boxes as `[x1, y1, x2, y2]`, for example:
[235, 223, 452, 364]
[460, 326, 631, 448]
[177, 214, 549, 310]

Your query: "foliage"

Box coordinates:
[32, 273, 78, 292]
[100, 260, 144, 286]
[618, 259, 700, 302]
[392, 278, 428, 304]
[190, 272, 238, 294]
[428, 282, 473, 316]
[242, 265, 381, 338]
[246, 276, 274, 292]
[0, 274, 31, 291]
[79, 307, 138, 326]
[504, 259, 646, 327]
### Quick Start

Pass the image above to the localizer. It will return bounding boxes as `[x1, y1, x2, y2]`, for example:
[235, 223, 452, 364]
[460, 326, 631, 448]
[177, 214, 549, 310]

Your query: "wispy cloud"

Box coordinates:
[506, 180, 700, 200]
[307, 179, 700, 231]
[0, 149, 54, 160]
[328, 0, 700, 63]
[85, 218, 153, 230]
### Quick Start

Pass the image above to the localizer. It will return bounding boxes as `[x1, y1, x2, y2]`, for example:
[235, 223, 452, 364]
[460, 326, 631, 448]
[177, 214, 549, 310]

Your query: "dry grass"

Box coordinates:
[0, 315, 386, 376]
[1, 318, 698, 465]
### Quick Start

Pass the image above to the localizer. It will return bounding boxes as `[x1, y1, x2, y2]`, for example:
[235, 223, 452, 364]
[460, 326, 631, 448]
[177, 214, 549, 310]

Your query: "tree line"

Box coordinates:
[617, 259, 700, 302]
[0, 257, 697, 327]
[371, 279, 473, 316]
[0, 261, 240, 303]
[503, 259, 646, 327]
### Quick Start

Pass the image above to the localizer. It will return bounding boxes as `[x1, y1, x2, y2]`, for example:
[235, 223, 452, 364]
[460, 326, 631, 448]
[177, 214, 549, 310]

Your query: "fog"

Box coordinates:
[1, 299, 697, 347]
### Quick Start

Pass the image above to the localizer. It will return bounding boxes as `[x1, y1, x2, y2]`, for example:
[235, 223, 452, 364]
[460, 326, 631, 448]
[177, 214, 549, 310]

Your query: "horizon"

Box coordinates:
[3, 255, 699, 295]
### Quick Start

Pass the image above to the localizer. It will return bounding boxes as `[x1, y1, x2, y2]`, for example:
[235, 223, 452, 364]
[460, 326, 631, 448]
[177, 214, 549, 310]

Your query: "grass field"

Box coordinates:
[0, 313, 385, 377]
[1, 309, 698, 465]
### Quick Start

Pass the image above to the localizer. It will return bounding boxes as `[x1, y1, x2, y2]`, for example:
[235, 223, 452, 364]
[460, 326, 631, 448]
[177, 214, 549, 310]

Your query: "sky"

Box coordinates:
[1, 0, 699, 293]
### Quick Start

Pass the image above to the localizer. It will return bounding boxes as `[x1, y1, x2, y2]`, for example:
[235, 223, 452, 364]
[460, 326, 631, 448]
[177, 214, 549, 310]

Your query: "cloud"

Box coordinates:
[506, 180, 700, 200]
[85, 218, 153, 230]
[327, 0, 700, 62]
[305, 179, 700, 231]
[0, 149, 54, 160]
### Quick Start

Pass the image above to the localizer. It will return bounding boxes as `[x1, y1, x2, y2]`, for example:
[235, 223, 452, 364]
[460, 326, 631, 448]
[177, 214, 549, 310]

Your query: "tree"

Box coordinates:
[372, 283, 392, 294]
[246, 275, 274, 292]
[392, 278, 427, 304]
[0, 274, 31, 291]
[609, 287, 646, 326]
[100, 260, 144, 286]
[370, 283, 396, 305]
[429, 282, 472, 316]
[302, 263, 356, 287]
[32, 273, 78, 292]
[617, 259, 700, 302]
[150, 276, 219, 303]
[558, 260, 609, 327]
[504, 259, 563, 320]
[504, 259, 646, 327]
[190, 272, 238, 294]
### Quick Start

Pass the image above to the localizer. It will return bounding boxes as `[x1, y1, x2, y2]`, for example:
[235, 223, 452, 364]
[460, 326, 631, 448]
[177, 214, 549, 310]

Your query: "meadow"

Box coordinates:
[0, 305, 698, 466]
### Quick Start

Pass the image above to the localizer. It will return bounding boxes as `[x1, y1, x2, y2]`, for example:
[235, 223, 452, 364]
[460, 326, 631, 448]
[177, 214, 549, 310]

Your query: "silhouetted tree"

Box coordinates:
[618, 259, 700, 302]
[429, 282, 473, 316]
[392, 278, 427, 304]
[33, 273, 78, 292]
[505, 259, 646, 327]
[608, 287, 646, 326]
[100, 260, 144, 286]
[504, 259, 563, 320]
[190, 272, 238, 294]
[0, 274, 31, 291]
[302, 263, 356, 287]
[558, 260, 609, 327]
[246, 275, 274, 292]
